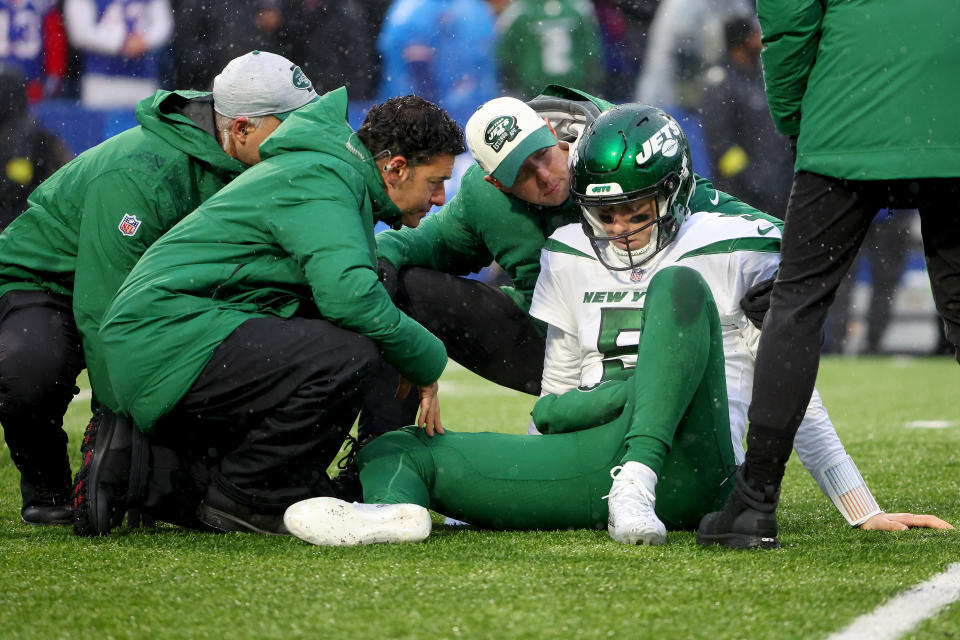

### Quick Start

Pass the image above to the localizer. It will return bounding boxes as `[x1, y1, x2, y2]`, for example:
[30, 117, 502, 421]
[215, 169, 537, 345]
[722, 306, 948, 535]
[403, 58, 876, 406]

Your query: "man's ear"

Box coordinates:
[380, 155, 410, 189]
[383, 155, 408, 174]
[382, 155, 410, 188]
[231, 117, 250, 142]
[483, 174, 507, 192]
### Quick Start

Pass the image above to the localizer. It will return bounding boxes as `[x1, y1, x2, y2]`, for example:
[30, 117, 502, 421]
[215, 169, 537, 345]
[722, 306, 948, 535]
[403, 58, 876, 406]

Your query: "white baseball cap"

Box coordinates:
[465, 96, 558, 187]
[213, 50, 318, 121]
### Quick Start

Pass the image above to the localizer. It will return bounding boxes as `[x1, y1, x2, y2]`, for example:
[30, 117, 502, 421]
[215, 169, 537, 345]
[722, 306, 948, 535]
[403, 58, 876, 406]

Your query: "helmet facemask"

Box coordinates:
[579, 170, 686, 271]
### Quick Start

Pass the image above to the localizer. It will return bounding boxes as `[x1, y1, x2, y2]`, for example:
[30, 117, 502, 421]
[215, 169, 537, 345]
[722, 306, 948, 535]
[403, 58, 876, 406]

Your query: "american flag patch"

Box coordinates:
[118, 214, 141, 237]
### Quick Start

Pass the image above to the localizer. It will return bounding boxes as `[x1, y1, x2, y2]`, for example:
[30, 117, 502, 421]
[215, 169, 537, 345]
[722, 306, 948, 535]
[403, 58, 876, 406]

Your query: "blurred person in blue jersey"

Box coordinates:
[376, 0, 498, 126]
[63, 0, 173, 108]
[0, 0, 68, 100]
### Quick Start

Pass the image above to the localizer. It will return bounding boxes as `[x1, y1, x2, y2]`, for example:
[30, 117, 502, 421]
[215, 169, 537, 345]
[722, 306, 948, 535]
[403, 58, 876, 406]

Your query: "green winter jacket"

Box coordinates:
[376, 86, 764, 318]
[0, 90, 246, 409]
[101, 88, 447, 432]
[757, 0, 960, 179]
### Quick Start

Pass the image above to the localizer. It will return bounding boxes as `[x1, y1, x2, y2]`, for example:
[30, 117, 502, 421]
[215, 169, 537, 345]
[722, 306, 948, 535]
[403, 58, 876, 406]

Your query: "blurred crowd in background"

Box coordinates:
[0, 0, 945, 355]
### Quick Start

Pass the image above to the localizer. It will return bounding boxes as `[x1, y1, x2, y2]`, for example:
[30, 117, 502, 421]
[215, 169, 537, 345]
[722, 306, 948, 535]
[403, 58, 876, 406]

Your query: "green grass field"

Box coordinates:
[1, 357, 958, 639]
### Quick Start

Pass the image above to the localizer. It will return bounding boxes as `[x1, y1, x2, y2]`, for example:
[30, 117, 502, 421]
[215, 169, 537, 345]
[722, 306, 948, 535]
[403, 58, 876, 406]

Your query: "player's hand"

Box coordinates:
[416, 382, 443, 437]
[860, 512, 955, 531]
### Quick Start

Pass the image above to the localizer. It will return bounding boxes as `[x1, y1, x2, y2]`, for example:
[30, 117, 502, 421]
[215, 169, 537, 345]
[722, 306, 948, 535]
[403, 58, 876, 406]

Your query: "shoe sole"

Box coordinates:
[284, 497, 431, 546]
[197, 505, 289, 536]
[696, 531, 780, 550]
[21, 512, 74, 526]
[609, 525, 667, 546]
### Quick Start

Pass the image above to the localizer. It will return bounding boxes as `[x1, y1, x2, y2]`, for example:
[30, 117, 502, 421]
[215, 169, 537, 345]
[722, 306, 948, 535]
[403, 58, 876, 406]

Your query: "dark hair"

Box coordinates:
[357, 95, 465, 167]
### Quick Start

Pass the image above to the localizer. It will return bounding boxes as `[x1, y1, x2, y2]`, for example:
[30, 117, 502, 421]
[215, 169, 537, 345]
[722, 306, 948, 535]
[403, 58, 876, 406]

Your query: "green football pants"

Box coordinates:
[357, 266, 738, 530]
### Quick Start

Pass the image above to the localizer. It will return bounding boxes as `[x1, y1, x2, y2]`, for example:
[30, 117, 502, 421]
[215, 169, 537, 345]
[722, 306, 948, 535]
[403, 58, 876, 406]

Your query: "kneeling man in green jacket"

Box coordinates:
[86, 91, 464, 535]
[0, 50, 312, 527]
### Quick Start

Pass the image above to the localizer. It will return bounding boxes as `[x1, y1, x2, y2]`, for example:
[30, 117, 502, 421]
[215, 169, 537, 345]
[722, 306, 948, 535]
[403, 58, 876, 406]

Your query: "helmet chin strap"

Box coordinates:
[610, 224, 659, 267]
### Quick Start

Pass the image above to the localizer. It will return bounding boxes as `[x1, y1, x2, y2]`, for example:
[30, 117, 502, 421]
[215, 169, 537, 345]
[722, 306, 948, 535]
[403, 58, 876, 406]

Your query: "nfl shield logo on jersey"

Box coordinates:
[118, 214, 141, 237]
[630, 268, 644, 282]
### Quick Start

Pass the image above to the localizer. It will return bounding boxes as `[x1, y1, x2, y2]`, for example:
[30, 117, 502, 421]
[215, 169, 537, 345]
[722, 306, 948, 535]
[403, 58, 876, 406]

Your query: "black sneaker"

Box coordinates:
[71, 410, 136, 536]
[696, 466, 780, 550]
[196, 485, 289, 536]
[22, 490, 74, 526]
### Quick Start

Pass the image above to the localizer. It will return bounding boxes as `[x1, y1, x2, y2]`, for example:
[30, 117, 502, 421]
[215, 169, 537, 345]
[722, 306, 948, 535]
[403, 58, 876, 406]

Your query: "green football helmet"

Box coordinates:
[571, 104, 694, 271]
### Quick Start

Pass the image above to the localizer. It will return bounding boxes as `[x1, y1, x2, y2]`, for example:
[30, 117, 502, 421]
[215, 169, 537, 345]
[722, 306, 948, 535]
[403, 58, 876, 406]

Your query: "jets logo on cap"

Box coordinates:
[290, 65, 312, 90]
[484, 116, 521, 152]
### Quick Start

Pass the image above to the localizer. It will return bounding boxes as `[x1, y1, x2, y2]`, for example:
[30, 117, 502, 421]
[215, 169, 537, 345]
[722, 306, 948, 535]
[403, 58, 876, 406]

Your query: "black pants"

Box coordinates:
[745, 172, 960, 483]
[827, 210, 916, 353]
[358, 266, 545, 439]
[150, 315, 381, 515]
[0, 290, 83, 507]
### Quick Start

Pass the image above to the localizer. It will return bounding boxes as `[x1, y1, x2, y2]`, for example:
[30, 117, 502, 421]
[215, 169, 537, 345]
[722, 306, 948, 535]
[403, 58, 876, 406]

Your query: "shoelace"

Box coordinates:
[601, 465, 624, 501]
[337, 434, 360, 472]
[601, 465, 655, 506]
[600, 464, 624, 500]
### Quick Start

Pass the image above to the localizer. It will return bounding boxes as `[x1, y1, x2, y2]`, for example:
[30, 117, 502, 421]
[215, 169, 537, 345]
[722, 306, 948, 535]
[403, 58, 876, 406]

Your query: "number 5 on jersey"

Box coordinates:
[597, 307, 645, 382]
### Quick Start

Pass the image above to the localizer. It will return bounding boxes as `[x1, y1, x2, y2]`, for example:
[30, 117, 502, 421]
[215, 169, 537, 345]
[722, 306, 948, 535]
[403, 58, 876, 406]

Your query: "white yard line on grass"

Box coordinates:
[905, 420, 956, 429]
[73, 389, 92, 403]
[826, 563, 960, 640]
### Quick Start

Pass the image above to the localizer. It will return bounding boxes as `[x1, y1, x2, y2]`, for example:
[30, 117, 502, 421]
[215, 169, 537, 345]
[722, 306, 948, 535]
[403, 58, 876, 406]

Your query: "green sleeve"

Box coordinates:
[756, 0, 824, 136]
[376, 167, 494, 275]
[532, 380, 628, 434]
[690, 173, 767, 218]
[271, 172, 447, 387]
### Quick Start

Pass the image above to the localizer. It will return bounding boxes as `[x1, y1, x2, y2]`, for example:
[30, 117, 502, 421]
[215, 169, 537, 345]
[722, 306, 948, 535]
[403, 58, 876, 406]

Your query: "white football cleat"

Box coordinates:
[605, 461, 667, 545]
[284, 497, 431, 546]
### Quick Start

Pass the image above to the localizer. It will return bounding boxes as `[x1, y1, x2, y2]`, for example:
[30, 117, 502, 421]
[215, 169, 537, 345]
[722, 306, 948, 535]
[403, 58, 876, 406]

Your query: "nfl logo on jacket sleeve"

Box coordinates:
[118, 214, 142, 237]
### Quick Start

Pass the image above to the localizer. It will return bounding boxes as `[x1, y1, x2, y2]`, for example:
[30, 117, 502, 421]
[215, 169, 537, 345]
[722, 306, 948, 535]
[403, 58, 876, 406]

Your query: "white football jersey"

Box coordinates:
[530, 211, 848, 485]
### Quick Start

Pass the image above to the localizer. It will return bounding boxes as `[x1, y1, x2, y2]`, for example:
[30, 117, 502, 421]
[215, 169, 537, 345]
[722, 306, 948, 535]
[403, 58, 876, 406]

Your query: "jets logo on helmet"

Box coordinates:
[636, 120, 683, 165]
[587, 183, 623, 196]
[571, 104, 695, 272]
[484, 116, 521, 152]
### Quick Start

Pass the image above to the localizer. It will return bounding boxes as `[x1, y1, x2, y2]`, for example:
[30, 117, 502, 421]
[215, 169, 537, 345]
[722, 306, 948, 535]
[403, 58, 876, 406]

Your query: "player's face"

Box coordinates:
[593, 197, 658, 251]
[389, 154, 456, 228]
[502, 144, 570, 207]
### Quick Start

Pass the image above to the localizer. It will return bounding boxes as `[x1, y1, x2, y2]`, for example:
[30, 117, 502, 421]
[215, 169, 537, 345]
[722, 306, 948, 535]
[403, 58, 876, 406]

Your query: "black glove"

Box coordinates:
[740, 272, 777, 328]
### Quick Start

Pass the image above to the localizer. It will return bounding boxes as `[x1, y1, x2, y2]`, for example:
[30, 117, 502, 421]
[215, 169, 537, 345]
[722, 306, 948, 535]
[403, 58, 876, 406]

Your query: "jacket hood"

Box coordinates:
[258, 87, 402, 224]
[136, 90, 247, 177]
